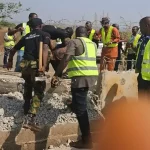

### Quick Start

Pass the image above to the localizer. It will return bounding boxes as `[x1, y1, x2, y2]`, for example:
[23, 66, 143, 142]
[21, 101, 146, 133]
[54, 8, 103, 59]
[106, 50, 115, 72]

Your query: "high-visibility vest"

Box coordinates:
[133, 34, 141, 48]
[136, 40, 150, 81]
[89, 29, 95, 40]
[101, 26, 118, 47]
[4, 35, 15, 48]
[67, 37, 98, 78]
[20, 23, 30, 50]
[128, 34, 141, 54]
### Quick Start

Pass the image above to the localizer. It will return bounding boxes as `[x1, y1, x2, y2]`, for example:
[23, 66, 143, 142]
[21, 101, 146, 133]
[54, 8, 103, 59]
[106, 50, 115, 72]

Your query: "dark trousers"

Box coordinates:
[71, 87, 91, 142]
[114, 54, 121, 71]
[3, 48, 11, 65]
[127, 53, 136, 70]
[50, 60, 60, 71]
[138, 74, 150, 100]
[22, 67, 46, 115]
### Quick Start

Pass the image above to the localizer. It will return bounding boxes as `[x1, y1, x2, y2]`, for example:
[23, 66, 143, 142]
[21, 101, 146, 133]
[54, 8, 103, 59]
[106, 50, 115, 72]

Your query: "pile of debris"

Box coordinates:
[0, 76, 102, 131]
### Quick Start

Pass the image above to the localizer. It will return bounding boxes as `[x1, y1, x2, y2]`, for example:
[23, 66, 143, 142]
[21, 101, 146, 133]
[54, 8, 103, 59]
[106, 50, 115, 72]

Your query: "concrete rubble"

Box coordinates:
[0, 75, 102, 132]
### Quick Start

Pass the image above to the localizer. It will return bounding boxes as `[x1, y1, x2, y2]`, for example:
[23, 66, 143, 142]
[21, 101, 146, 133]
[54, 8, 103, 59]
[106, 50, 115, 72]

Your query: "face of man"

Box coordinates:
[85, 22, 92, 31]
[132, 27, 138, 35]
[140, 21, 147, 35]
[101, 21, 109, 28]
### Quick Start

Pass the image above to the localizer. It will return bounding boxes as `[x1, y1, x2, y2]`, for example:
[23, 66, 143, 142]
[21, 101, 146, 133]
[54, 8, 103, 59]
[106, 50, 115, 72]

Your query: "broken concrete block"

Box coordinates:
[96, 70, 138, 109]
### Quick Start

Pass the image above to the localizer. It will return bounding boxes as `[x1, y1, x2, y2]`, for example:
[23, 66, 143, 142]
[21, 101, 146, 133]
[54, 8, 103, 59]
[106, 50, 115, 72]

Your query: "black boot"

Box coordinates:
[70, 111, 93, 149]
[23, 102, 30, 115]
[69, 137, 93, 149]
[23, 114, 41, 132]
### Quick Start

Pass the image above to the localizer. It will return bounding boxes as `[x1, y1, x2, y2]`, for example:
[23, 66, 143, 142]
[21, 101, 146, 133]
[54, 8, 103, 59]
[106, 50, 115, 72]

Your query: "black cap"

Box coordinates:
[100, 17, 110, 24]
[29, 18, 43, 28]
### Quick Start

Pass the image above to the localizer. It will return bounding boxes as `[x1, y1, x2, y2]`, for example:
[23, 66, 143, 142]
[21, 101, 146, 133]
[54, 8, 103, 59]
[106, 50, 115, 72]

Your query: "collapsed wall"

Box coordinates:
[0, 70, 138, 149]
[0, 74, 102, 149]
[96, 70, 138, 109]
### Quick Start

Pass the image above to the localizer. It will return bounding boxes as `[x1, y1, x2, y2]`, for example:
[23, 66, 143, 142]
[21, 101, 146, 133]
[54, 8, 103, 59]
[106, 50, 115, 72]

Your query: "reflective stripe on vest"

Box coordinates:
[67, 37, 98, 78]
[136, 40, 150, 80]
[89, 29, 95, 40]
[4, 35, 15, 48]
[101, 26, 118, 47]
[21, 23, 30, 50]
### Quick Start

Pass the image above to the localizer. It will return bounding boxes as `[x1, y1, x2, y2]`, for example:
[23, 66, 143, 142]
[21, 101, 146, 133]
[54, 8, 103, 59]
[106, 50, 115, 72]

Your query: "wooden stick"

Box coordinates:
[39, 41, 43, 71]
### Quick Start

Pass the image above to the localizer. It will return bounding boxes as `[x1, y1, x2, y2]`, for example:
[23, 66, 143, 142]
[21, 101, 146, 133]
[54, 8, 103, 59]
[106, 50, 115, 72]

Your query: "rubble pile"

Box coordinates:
[0, 76, 101, 131]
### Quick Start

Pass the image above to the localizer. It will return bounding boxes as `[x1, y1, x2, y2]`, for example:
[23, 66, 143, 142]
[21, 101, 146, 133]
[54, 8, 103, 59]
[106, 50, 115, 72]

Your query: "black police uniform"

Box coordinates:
[14, 28, 50, 116]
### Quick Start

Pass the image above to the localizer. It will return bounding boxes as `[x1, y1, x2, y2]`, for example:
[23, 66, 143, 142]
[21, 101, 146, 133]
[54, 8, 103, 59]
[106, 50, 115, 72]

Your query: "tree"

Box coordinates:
[0, 1, 30, 20]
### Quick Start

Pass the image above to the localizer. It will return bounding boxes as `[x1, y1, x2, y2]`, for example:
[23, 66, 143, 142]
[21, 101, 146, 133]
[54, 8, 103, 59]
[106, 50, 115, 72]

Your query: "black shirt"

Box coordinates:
[14, 29, 50, 60]
[42, 25, 68, 40]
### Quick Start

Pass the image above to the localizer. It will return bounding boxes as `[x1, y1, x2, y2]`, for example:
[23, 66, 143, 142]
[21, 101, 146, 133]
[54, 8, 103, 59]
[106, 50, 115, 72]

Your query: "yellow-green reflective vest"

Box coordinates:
[89, 29, 95, 40]
[133, 34, 141, 48]
[4, 35, 15, 48]
[136, 40, 150, 81]
[128, 34, 141, 54]
[67, 37, 98, 78]
[20, 23, 30, 50]
[101, 26, 118, 47]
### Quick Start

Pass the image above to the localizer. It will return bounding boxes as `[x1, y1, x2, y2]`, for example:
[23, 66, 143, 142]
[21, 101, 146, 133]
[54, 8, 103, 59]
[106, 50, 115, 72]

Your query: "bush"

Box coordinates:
[0, 20, 15, 28]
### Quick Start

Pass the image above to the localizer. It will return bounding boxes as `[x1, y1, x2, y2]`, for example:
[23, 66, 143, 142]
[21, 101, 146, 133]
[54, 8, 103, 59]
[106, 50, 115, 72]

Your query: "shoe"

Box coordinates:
[69, 139, 93, 149]
[3, 65, 7, 68]
[22, 115, 41, 132]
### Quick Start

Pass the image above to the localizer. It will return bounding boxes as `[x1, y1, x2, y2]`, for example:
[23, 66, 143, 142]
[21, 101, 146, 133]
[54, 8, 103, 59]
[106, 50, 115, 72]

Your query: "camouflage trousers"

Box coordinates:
[20, 60, 46, 115]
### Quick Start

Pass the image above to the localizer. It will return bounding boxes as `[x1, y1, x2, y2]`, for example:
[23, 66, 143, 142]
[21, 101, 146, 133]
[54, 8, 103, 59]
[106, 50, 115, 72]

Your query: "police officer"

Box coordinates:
[8, 13, 38, 72]
[51, 26, 98, 149]
[136, 16, 150, 100]
[7, 18, 50, 129]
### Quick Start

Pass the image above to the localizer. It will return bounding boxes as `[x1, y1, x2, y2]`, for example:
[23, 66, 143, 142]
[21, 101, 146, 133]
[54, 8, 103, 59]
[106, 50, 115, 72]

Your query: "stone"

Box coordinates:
[3, 118, 8, 124]
[0, 108, 4, 116]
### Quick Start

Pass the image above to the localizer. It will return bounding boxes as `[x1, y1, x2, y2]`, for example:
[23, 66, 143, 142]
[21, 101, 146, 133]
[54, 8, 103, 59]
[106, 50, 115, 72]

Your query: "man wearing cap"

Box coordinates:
[51, 26, 98, 149]
[7, 18, 50, 130]
[99, 17, 120, 71]
[8, 13, 38, 72]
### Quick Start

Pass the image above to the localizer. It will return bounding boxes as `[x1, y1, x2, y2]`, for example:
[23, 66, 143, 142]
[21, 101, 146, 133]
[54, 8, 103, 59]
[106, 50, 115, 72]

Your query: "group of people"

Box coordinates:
[2, 12, 150, 149]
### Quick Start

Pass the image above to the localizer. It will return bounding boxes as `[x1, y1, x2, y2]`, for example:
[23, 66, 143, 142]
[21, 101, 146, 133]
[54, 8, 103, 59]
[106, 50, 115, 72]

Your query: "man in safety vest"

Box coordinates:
[136, 16, 150, 100]
[85, 21, 99, 47]
[51, 26, 98, 149]
[99, 17, 120, 71]
[126, 26, 141, 70]
[8, 13, 38, 72]
[3, 28, 16, 68]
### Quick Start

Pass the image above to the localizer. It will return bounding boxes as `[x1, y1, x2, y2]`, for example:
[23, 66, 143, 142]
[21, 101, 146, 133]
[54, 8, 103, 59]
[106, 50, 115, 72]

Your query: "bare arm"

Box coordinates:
[54, 54, 72, 77]
[43, 44, 49, 69]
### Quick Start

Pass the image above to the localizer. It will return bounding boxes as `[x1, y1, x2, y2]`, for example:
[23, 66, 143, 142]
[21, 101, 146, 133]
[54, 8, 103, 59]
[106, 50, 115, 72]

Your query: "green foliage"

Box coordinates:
[0, 1, 30, 20]
[120, 31, 131, 41]
[0, 20, 15, 28]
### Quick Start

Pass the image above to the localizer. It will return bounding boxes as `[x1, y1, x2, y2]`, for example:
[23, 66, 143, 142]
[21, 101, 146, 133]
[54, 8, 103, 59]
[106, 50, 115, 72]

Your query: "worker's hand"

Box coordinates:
[126, 43, 132, 48]
[51, 75, 60, 88]
[39, 66, 45, 73]
[7, 61, 13, 70]
[104, 42, 112, 47]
